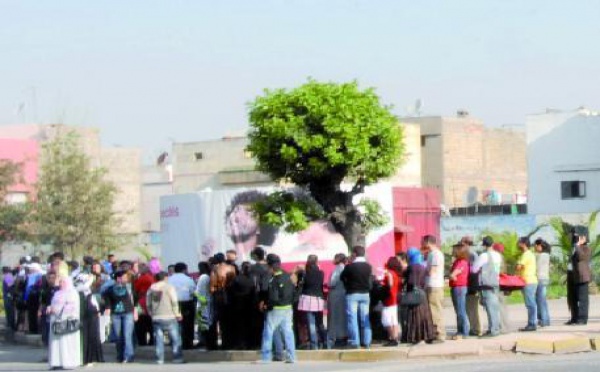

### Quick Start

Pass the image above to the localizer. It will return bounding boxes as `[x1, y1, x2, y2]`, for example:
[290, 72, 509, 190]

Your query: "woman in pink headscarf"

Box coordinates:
[148, 257, 162, 275]
[48, 275, 81, 370]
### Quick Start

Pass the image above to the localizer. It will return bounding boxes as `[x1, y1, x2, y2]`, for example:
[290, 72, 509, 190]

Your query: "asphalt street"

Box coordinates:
[2, 344, 600, 372]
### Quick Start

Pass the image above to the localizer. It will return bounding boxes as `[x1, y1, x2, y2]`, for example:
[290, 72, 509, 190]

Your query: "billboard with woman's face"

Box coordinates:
[160, 183, 394, 273]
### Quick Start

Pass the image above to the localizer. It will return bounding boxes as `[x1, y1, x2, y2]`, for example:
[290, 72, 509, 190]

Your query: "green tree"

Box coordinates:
[247, 80, 404, 249]
[0, 160, 32, 262]
[34, 132, 120, 258]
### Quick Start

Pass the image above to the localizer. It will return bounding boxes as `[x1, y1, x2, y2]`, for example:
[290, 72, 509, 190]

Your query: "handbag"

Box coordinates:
[400, 287, 426, 307]
[52, 305, 81, 336]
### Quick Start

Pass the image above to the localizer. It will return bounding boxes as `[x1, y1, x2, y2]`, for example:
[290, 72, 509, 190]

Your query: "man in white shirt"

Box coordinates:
[423, 235, 445, 343]
[168, 262, 196, 349]
[472, 236, 502, 337]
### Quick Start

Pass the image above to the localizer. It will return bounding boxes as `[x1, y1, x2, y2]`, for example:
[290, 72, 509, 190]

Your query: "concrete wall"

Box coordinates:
[100, 148, 142, 234]
[527, 109, 600, 215]
[172, 137, 270, 193]
[404, 115, 527, 208]
[388, 123, 422, 187]
[141, 165, 173, 232]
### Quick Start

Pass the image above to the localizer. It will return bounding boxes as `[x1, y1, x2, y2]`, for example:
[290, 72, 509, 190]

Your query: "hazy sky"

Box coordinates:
[2, 0, 599, 163]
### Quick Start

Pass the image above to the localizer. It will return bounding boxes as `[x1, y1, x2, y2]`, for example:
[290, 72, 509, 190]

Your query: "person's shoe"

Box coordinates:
[519, 326, 537, 332]
[564, 320, 576, 325]
[450, 334, 463, 341]
[284, 358, 295, 364]
[172, 359, 186, 364]
[428, 339, 444, 344]
[469, 331, 481, 337]
[383, 340, 399, 347]
[574, 321, 587, 325]
[156, 360, 164, 365]
[480, 331, 500, 338]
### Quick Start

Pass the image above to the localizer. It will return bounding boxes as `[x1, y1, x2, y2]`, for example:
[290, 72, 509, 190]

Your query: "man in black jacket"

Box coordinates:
[340, 246, 372, 348]
[259, 254, 296, 363]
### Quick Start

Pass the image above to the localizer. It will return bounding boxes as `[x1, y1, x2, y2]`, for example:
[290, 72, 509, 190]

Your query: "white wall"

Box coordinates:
[527, 109, 600, 215]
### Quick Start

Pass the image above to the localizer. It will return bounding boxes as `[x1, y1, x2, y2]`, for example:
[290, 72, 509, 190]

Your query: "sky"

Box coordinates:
[1, 0, 599, 163]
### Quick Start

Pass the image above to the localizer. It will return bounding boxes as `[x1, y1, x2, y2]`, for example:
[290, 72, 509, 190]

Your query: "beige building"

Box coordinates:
[402, 113, 527, 208]
[0, 123, 142, 235]
[171, 123, 422, 193]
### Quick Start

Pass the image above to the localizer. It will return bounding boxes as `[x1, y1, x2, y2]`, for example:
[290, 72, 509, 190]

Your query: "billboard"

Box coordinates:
[160, 183, 395, 275]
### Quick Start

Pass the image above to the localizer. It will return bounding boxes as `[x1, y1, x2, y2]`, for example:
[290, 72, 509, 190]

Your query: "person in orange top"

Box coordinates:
[381, 257, 402, 346]
[133, 264, 155, 346]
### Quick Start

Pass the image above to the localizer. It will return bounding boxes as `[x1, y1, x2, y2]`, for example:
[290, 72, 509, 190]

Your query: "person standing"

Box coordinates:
[472, 236, 502, 337]
[381, 257, 401, 346]
[195, 262, 212, 348]
[492, 242, 510, 334]
[340, 246, 372, 349]
[516, 237, 538, 332]
[48, 276, 81, 370]
[75, 273, 104, 367]
[39, 270, 59, 346]
[449, 243, 470, 340]
[403, 248, 435, 344]
[259, 254, 296, 364]
[168, 262, 196, 350]
[534, 238, 551, 327]
[2, 267, 16, 331]
[209, 254, 237, 349]
[147, 271, 184, 364]
[327, 253, 347, 348]
[230, 262, 256, 349]
[104, 271, 137, 363]
[297, 255, 326, 350]
[134, 264, 155, 346]
[423, 235, 445, 343]
[249, 247, 271, 349]
[463, 237, 483, 337]
[569, 233, 591, 325]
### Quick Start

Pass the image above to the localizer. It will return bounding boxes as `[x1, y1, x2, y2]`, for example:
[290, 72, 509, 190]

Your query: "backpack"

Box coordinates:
[268, 272, 294, 309]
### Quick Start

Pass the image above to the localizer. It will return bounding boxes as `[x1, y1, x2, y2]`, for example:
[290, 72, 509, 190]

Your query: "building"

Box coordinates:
[171, 123, 422, 193]
[0, 124, 142, 235]
[402, 112, 527, 210]
[0, 138, 38, 204]
[527, 108, 600, 216]
[172, 135, 271, 193]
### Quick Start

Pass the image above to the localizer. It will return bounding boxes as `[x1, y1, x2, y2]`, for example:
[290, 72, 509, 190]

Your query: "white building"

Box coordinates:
[527, 108, 600, 215]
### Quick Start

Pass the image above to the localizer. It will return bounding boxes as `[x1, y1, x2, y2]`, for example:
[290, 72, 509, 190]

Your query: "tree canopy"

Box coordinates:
[34, 132, 120, 257]
[247, 80, 404, 248]
[0, 160, 31, 245]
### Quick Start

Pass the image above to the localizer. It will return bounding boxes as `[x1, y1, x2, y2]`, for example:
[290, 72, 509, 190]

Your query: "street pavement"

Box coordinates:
[2, 295, 600, 369]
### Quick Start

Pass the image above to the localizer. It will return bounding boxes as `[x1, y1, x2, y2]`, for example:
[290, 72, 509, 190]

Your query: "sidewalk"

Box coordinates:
[3, 296, 600, 362]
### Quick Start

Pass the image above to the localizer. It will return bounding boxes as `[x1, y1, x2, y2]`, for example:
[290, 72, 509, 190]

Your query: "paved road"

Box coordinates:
[1, 343, 600, 372]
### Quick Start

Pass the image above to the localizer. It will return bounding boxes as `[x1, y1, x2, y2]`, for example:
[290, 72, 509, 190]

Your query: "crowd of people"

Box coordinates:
[0, 230, 592, 367]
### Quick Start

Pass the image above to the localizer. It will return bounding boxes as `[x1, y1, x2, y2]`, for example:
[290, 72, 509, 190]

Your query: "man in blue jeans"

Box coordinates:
[340, 246, 372, 348]
[517, 237, 538, 332]
[104, 271, 137, 363]
[259, 254, 296, 364]
[147, 271, 184, 364]
[472, 237, 502, 337]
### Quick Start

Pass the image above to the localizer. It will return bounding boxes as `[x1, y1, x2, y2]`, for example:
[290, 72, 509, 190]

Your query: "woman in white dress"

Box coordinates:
[48, 275, 81, 370]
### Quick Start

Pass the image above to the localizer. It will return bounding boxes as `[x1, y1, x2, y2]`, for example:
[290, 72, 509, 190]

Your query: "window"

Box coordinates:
[194, 152, 203, 161]
[561, 181, 586, 199]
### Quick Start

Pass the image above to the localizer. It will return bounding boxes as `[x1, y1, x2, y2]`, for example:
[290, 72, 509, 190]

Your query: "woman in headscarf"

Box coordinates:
[327, 253, 348, 348]
[75, 273, 104, 366]
[48, 275, 82, 370]
[403, 248, 435, 345]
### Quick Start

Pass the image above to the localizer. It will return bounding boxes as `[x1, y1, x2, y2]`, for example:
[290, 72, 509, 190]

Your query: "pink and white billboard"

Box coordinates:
[160, 182, 394, 276]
